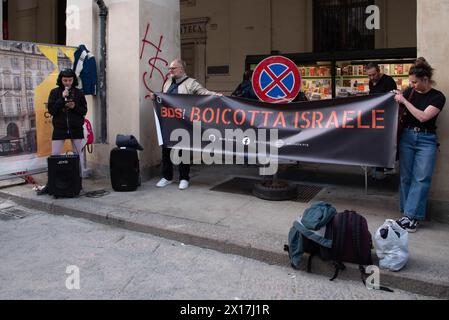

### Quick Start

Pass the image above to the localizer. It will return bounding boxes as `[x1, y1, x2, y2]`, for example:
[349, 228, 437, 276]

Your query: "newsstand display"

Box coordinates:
[246, 47, 416, 100]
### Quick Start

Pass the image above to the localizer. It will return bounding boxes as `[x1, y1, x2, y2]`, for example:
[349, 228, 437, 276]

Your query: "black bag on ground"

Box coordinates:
[307, 210, 373, 277]
[115, 134, 144, 151]
[285, 210, 393, 291]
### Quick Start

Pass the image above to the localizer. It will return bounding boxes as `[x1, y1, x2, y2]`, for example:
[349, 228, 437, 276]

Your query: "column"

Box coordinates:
[417, 0, 449, 222]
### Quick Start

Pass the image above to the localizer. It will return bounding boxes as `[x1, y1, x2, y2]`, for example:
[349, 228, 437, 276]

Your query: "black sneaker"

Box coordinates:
[405, 219, 419, 233]
[396, 216, 412, 229]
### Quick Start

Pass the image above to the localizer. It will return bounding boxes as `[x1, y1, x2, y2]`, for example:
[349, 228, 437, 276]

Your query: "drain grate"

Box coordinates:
[210, 177, 323, 203]
[295, 184, 324, 203]
[0, 207, 33, 221]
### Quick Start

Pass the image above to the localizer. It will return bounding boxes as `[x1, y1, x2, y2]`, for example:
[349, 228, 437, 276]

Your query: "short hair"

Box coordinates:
[366, 62, 380, 72]
[56, 68, 79, 88]
[173, 59, 187, 72]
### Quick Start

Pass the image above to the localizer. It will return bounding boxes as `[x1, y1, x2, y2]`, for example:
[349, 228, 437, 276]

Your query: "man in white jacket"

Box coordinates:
[149, 59, 222, 190]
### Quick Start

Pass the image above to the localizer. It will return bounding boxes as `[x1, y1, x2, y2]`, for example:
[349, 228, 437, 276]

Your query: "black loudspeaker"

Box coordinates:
[110, 147, 141, 192]
[48, 155, 81, 198]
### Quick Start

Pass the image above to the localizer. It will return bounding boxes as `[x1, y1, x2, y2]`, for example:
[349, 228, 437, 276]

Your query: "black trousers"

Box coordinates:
[161, 147, 190, 181]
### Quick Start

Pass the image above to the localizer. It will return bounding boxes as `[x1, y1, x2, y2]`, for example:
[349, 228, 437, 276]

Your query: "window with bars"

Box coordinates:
[313, 0, 375, 52]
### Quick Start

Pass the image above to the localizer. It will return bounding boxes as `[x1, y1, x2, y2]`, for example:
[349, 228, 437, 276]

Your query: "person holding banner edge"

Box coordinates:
[37, 68, 88, 195]
[149, 59, 222, 190]
[394, 57, 446, 233]
[366, 62, 398, 180]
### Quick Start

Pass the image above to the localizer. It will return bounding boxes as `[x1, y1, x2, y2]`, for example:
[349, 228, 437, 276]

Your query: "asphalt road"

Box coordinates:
[0, 200, 434, 301]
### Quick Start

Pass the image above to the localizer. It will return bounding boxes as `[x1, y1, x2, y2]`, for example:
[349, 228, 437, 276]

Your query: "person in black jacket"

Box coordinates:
[37, 69, 87, 195]
[231, 70, 258, 100]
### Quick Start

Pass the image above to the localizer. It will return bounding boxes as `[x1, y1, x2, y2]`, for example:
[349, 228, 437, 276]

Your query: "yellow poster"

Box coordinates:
[35, 45, 60, 157]
[0, 41, 76, 177]
[60, 47, 77, 64]
[36, 45, 75, 157]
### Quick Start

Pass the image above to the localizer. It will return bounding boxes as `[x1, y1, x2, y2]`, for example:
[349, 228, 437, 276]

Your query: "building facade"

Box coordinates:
[0, 41, 72, 156]
[1, 0, 449, 223]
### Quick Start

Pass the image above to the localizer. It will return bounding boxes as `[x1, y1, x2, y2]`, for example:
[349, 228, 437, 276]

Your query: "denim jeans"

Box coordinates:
[399, 128, 438, 221]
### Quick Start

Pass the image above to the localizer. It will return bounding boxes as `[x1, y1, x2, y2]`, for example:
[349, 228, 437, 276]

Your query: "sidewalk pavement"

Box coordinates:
[1, 163, 449, 299]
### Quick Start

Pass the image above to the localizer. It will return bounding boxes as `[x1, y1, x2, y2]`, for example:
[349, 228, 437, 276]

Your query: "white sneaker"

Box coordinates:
[156, 178, 172, 188]
[179, 180, 189, 190]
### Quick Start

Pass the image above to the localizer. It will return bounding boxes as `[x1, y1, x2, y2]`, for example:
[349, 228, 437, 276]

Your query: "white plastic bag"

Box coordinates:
[374, 219, 409, 272]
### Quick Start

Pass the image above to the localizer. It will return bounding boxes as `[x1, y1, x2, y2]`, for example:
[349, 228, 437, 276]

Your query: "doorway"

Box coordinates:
[56, 0, 66, 45]
[2, 0, 8, 40]
[181, 43, 196, 79]
[180, 18, 209, 86]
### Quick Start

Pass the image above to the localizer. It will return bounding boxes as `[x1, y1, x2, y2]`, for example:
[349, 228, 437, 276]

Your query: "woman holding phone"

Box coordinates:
[38, 69, 87, 195]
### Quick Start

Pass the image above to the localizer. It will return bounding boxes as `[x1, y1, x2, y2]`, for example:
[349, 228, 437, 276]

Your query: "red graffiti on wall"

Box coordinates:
[140, 23, 169, 99]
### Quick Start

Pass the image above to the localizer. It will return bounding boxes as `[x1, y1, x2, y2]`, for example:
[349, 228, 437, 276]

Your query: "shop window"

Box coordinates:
[313, 0, 375, 52]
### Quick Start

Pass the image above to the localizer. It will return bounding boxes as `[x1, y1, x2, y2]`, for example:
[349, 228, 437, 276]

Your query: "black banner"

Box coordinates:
[154, 93, 398, 168]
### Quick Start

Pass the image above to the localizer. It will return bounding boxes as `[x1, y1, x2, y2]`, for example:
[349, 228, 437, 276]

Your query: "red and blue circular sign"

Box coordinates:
[252, 56, 301, 104]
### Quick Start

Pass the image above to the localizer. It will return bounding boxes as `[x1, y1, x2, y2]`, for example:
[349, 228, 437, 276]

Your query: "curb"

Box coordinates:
[1, 190, 448, 299]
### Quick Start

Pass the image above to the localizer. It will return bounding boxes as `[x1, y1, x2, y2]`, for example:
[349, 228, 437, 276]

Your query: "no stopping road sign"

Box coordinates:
[252, 56, 301, 103]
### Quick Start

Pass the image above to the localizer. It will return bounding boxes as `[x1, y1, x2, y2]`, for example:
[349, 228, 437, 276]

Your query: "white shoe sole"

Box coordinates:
[156, 182, 172, 188]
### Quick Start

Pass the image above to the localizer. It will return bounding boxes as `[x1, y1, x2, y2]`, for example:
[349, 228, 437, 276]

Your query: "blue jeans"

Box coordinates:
[399, 128, 438, 221]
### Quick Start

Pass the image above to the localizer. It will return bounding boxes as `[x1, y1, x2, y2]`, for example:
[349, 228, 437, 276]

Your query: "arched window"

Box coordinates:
[7, 122, 20, 138]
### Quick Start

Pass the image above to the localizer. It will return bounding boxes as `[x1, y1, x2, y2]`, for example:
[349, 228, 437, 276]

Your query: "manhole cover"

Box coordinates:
[0, 207, 33, 220]
[211, 177, 323, 203]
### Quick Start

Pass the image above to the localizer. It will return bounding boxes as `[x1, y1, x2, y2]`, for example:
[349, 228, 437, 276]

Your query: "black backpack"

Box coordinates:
[285, 210, 393, 292]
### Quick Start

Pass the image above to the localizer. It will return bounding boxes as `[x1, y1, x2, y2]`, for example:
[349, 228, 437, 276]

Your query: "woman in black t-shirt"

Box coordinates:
[394, 58, 446, 232]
